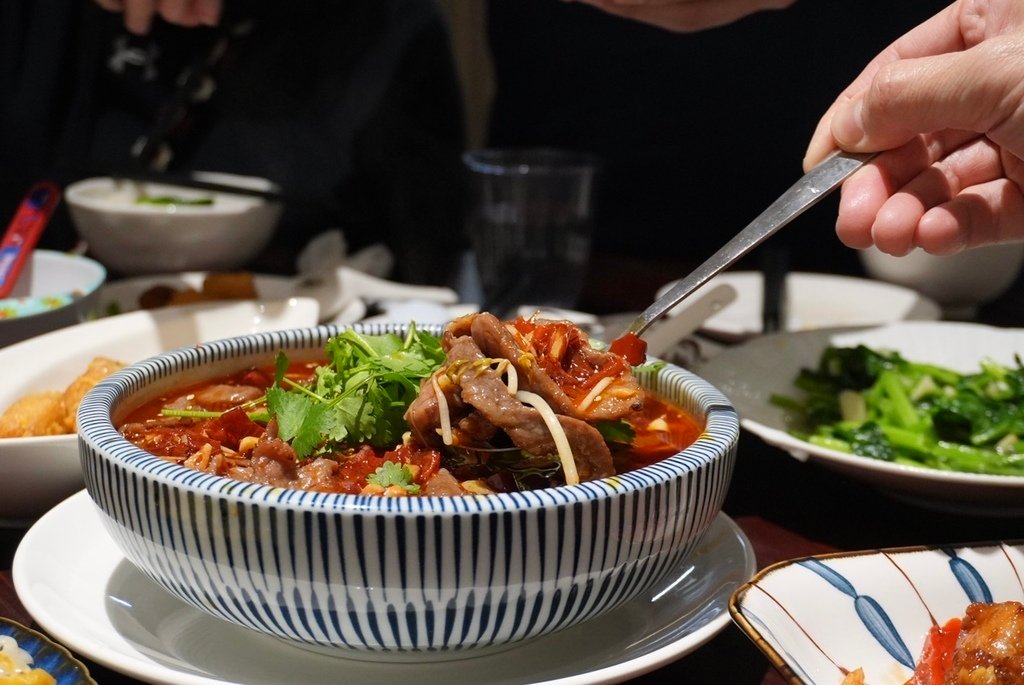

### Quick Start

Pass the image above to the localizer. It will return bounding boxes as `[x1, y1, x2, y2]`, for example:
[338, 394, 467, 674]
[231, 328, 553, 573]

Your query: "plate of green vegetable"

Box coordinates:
[695, 321, 1024, 515]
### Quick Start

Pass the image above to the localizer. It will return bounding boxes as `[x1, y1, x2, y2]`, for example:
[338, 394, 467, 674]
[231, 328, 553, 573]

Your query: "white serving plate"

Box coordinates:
[0, 298, 319, 526]
[14, 491, 755, 685]
[99, 265, 461, 325]
[656, 271, 941, 341]
[694, 321, 1024, 515]
[731, 540, 1024, 685]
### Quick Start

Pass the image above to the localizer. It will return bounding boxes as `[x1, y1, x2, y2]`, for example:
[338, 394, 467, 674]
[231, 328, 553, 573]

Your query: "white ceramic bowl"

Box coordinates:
[0, 298, 319, 526]
[76, 322, 739, 659]
[0, 250, 106, 347]
[65, 173, 282, 275]
[859, 243, 1024, 318]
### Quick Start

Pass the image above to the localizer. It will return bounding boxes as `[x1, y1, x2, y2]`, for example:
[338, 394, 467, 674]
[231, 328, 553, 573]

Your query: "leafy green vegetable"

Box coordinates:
[267, 325, 445, 459]
[366, 461, 421, 494]
[772, 345, 1024, 476]
[595, 419, 636, 445]
[136, 194, 215, 206]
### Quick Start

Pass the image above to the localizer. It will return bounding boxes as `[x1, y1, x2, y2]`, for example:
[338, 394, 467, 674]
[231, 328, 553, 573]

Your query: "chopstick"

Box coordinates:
[108, 170, 288, 203]
[760, 244, 789, 334]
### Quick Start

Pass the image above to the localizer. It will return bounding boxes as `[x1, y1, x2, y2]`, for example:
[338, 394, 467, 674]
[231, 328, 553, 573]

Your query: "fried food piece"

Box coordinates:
[62, 357, 126, 431]
[945, 601, 1024, 685]
[200, 272, 257, 300]
[136, 272, 257, 310]
[137, 284, 178, 309]
[167, 288, 207, 305]
[0, 392, 66, 437]
[841, 669, 865, 685]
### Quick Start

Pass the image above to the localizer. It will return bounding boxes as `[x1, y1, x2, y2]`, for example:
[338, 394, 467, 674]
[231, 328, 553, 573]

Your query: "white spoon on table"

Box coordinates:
[641, 283, 738, 358]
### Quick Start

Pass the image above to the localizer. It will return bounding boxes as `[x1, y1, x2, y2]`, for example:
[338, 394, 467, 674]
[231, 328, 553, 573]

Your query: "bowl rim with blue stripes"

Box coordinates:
[77, 322, 738, 513]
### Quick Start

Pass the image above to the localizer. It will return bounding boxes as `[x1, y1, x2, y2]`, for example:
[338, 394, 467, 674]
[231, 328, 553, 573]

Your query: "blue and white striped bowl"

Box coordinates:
[76, 323, 738, 660]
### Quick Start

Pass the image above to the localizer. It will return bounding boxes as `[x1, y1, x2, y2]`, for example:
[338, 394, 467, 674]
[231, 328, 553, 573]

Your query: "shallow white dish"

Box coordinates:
[656, 271, 941, 341]
[14, 491, 755, 685]
[731, 539, 1024, 685]
[0, 298, 319, 526]
[99, 271, 364, 324]
[99, 266, 459, 325]
[694, 321, 1024, 516]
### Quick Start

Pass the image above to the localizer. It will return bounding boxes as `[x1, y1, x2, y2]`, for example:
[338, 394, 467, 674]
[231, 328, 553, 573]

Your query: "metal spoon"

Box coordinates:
[621, 151, 875, 339]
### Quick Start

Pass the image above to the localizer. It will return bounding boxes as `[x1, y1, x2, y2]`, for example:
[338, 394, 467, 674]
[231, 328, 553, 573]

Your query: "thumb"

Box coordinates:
[831, 38, 1024, 154]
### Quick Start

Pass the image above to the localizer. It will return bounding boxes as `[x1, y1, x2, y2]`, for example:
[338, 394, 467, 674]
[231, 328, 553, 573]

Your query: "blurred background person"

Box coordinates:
[0, 0, 466, 285]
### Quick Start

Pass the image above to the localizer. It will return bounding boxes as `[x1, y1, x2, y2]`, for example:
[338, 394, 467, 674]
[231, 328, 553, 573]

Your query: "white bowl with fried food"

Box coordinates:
[0, 297, 319, 526]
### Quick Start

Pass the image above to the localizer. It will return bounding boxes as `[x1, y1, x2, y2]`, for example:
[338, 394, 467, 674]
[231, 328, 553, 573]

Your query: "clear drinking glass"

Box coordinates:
[463, 148, 599, 314]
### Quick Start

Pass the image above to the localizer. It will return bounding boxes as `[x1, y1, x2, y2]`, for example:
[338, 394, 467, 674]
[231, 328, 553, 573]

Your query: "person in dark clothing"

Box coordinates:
[0, 0, 467, 286]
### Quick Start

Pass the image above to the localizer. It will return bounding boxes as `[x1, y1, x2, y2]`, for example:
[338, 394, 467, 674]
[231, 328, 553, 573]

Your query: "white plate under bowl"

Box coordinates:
[731, 539, 1024, 685]
[694, 321, 1024, 516]
[14, 491, 755, 685]
[656, 271, 941, 341]
[0, 298, 319, 526]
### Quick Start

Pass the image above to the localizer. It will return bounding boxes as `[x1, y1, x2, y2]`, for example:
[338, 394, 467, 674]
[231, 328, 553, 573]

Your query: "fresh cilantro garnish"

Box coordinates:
[366, 461, 421, 494]
[595, 419, 636, 445]
[266, 324, 445, 459]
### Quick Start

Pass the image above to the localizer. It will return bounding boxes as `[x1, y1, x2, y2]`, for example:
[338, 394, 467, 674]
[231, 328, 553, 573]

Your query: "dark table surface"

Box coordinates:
[3, 265, 1024, 684]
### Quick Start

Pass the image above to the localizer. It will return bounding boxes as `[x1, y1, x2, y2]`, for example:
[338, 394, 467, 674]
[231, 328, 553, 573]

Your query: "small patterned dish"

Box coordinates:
[0, 617, 96, 684]
[0, 250, 106, 347]
[730, 540, 1024, 685]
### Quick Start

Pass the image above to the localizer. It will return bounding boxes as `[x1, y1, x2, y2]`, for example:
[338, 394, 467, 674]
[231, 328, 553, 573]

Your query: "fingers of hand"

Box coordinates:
[881, 136, 1006, 252]
[158, 0, 192, 25]
[192, 0, 222, 26]
[835, 164, 894, 250]
[123, 0, 157, 35]
[570, 0, 794, 32]
[96, 0, 221, 33]
[159, 0, 221, 27]
[834, 131, 973, 253]
[839, 134, 1024, 255]
[922, 179, 1024, 252]
[93, 0, 126, 11]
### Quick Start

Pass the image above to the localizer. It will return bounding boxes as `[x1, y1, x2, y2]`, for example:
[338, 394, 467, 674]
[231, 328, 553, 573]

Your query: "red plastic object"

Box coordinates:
[0, 181, 61, 298]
